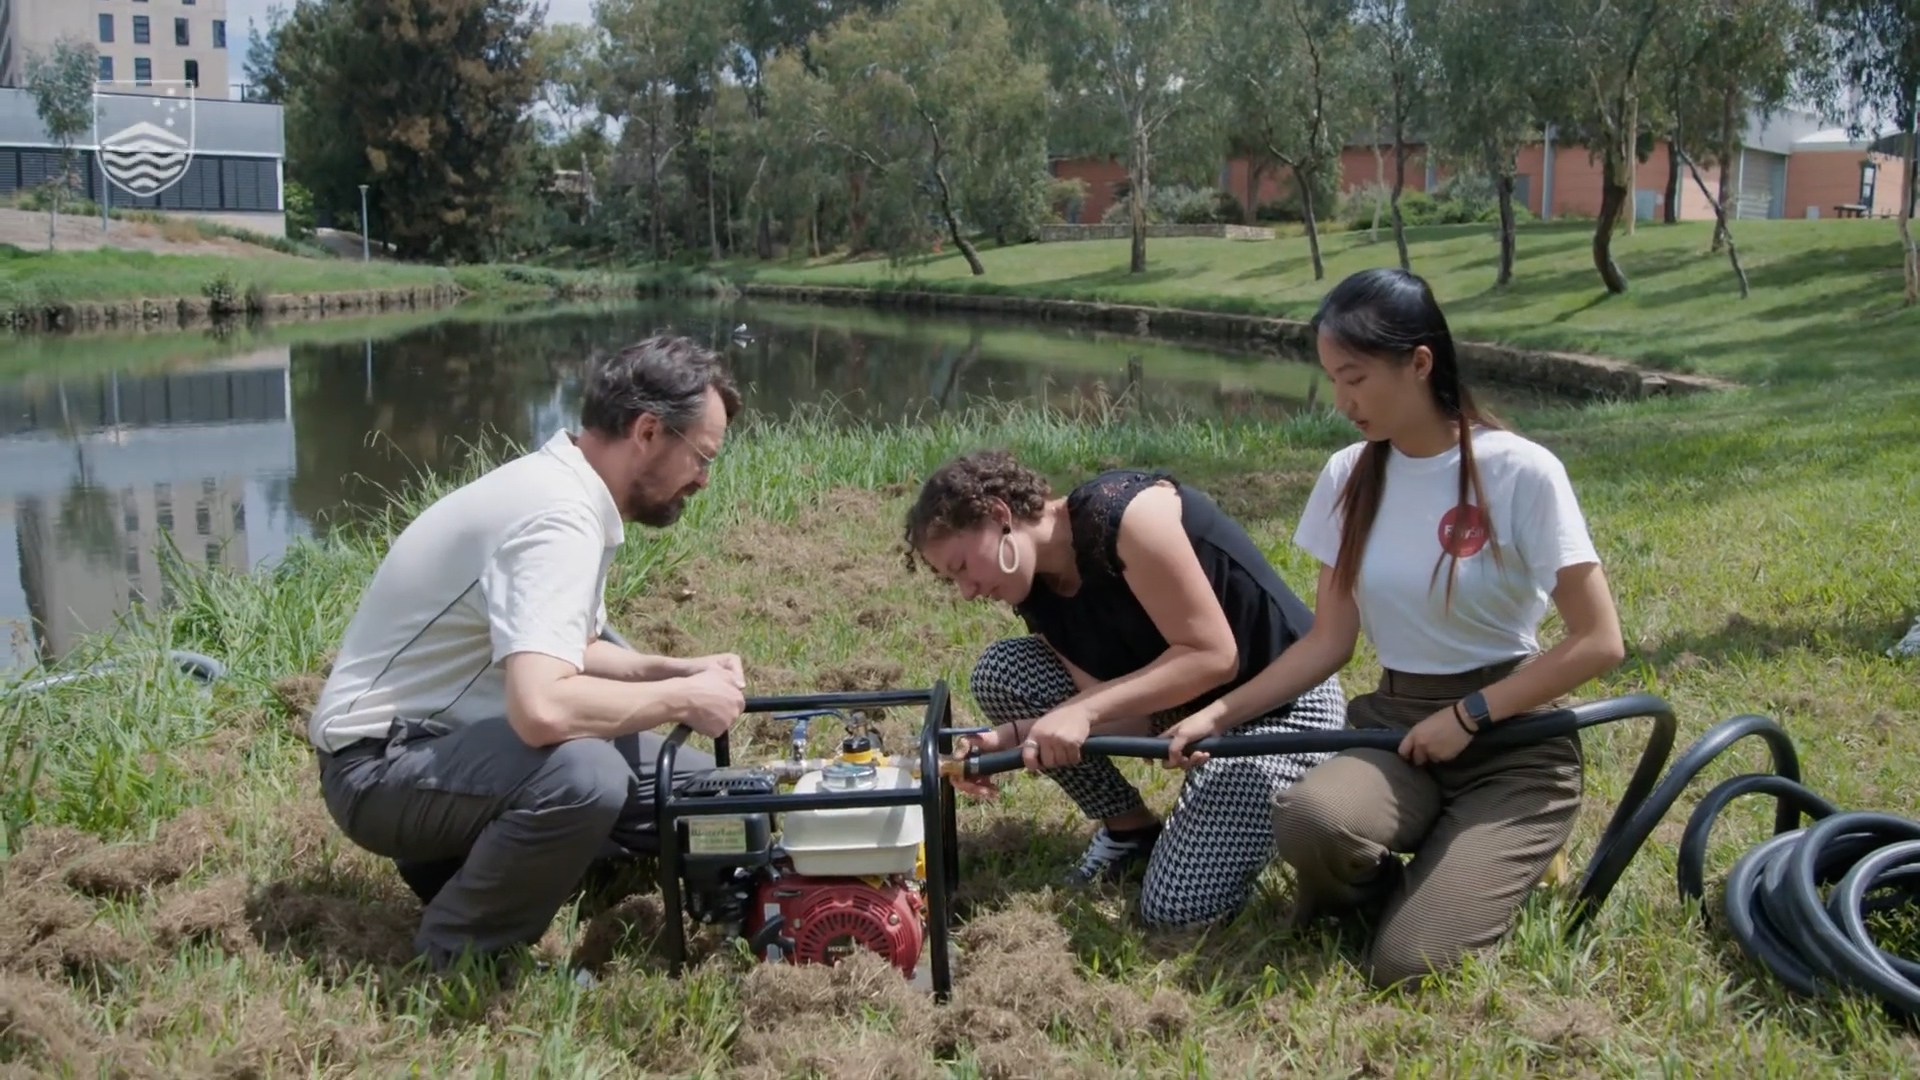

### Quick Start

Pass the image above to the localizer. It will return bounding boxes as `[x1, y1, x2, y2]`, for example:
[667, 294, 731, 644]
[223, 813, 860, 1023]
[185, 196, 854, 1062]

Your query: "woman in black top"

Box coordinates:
[903, 450, 1347, 929]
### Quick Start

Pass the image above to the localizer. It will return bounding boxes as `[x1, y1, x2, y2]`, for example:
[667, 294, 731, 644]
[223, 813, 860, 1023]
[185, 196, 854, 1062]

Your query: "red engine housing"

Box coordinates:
[746, 871, 925, 978]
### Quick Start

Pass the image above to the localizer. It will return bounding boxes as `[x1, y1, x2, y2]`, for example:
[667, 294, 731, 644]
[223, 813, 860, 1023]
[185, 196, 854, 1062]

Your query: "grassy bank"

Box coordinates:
[0, 246, 457, 311]
[3, 373, 1917, 1076]
[730, 219, 1917, 384]
[0, 248, 673, 333]
[0, 297, 665, 383]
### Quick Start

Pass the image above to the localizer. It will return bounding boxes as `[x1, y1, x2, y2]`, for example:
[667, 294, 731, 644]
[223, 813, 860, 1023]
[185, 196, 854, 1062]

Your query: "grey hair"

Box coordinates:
[579, 334, 742, 438]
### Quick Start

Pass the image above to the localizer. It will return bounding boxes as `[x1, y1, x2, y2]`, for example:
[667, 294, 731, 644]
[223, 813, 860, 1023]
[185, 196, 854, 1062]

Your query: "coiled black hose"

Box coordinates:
[1678, 770, 1920, 1019]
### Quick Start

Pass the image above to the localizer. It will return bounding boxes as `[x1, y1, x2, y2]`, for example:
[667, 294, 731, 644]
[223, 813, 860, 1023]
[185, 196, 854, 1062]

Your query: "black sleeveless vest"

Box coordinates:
[1013, 469, 1316, 712]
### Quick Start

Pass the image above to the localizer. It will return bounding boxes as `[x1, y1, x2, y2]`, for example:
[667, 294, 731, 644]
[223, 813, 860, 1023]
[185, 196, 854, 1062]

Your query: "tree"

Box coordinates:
[784, 0, 1050, 273]
[1651, 0, 1815, 295]
[1658, 0, 1814, 244]
[24, 38, 97, 251]
[1007, 0, 1216, 274]
[1217, 0, 1357, 281]
[532, 23, 603, 143]
[730, 0, 897, 257]
[242, 4, 292, 102]
[1414, 0, 1540, 287]
[1810, 0, 1920, 304]
[762, 55, 846, 256]
[1356, 0, 1425, 270]
[596, 0, 684, 259]
[1532, 0, 1669, 294]
[309, 0, 547, 261]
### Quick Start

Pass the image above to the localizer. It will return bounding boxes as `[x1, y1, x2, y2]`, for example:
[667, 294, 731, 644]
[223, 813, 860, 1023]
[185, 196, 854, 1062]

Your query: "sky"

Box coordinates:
[222, 0, 595, 92]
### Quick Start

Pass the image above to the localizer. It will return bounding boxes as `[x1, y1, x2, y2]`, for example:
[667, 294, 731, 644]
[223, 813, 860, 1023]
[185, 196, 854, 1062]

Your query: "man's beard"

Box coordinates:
[629, 483, 688, 528]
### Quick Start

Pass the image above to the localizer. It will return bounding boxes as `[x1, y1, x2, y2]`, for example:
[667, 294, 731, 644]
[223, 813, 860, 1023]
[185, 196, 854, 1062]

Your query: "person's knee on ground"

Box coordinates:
[1360, 926, 1461, 989]
[1271, 777, 1393, 902]
[1136, 872, 1238, 931]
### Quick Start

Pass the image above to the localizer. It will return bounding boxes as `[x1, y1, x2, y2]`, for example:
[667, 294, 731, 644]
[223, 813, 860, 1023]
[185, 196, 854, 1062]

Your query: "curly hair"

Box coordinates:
[901, 449, 1052, 571]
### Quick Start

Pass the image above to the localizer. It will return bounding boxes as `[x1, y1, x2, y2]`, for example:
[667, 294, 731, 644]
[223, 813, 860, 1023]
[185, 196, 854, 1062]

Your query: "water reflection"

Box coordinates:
[0, 350, 295, 672]
[0, 299, 1372, 674]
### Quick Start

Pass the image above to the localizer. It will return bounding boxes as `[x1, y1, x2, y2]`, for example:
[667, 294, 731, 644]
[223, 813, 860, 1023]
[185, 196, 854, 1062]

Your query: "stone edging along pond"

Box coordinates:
[1, 283, 468, 334]
[728, 281, 1737, 401]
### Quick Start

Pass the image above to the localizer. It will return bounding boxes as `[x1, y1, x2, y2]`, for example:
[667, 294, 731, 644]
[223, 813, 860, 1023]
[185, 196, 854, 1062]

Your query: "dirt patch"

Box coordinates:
[733, 1032, 944, 1080]
[0, 885, 93, 963]
[271, 673, 327, 732]
[733, 951, 943, 1080]
[818, 660, 906, 693]
[0, 824, 155, 981]
[63, 808, 224, 899]
[1663, 651, 1707, 676]
[1198, 469, 1319, 523]
[744, 588, 819, 630]
[854, 604, 908, 631]
[1518, 995, 1616, 1055]
[816, 660, 911, 747]
[149, 876, 256, 956]
[118, 969, 382, 1079]
[725, 894, 1194, 1073]
[0, 972, 100, 1072]
[617, 616, 686, 656]
[1, 825, 104, 890]
[570, 893, 669, 973]
[244, 876, 419, 979]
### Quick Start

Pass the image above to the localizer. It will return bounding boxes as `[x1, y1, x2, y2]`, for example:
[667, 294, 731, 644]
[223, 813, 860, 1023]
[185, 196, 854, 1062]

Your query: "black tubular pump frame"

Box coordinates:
[651, 683, 966, 997]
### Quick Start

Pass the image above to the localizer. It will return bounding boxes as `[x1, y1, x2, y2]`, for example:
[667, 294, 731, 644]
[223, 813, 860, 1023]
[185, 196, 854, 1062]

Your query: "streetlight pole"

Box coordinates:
[358, 184, 370, 261]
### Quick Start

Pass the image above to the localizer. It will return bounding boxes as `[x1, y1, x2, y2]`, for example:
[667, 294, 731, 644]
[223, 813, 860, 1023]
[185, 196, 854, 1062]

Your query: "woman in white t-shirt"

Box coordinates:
[1163, 266, 1627, 988]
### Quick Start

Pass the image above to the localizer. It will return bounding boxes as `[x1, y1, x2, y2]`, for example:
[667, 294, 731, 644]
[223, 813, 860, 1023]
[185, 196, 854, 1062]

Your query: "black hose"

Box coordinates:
[1678, 775, 1920, 1019]
[959, 691, 1676, 778]
[960, 693, 1681, 926]
[3, 649, 227, 698]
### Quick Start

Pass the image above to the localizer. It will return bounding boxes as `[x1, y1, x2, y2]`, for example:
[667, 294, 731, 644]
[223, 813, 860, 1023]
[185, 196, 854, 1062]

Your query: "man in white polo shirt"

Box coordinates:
[310, 334, 748, 971]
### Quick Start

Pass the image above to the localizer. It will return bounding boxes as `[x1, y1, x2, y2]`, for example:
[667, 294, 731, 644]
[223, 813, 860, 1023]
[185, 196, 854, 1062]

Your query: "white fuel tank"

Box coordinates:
[780, 761, 924, 877]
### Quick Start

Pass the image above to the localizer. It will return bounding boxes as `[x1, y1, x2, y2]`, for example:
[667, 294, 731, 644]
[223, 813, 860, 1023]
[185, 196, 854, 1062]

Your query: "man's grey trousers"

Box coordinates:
[317, 716, 713, 968]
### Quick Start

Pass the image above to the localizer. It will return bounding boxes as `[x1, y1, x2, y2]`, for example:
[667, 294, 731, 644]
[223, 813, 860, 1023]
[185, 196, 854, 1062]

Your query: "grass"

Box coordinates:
[728, 218, 1920, 384]
[0, 244, 714, 341]
[0, 245, 457, 312]
[2, 370, 1917, 1076]
[0, 297, 662, 383]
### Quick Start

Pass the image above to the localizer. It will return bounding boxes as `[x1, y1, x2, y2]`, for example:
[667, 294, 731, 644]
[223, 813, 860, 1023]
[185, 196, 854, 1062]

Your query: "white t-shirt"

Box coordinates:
[1293, 428, 1599, 675]
[309, 429, 625, 752]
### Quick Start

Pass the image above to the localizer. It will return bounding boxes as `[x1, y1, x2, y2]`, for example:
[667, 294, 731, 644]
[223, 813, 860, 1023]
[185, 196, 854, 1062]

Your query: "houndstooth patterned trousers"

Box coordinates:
[969, 635, 1348, 929]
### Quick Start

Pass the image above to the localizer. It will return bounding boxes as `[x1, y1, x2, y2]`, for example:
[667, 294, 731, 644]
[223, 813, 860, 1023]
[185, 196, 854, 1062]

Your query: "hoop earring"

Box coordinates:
[997, 528, 1019, 574]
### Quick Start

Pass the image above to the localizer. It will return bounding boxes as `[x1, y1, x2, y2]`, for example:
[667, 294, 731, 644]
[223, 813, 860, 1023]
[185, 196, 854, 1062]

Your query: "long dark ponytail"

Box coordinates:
[1312, 267, 1505, 606]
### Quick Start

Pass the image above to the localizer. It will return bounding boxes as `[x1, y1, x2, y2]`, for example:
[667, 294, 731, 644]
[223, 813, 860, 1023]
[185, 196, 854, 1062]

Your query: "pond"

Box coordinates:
[0, 297, 1547, 675]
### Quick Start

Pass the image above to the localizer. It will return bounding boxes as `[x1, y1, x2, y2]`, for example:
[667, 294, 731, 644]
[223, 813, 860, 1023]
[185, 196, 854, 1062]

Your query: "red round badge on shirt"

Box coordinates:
[1439, 505, 1489, 558]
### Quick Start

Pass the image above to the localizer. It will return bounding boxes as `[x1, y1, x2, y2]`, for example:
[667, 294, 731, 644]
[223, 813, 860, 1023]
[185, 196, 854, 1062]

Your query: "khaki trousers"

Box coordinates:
[1270, 658, 1583, 987]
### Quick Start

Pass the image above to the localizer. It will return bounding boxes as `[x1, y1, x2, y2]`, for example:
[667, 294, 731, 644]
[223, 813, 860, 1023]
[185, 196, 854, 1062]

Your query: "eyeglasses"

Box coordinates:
[666, 426, 717, 472]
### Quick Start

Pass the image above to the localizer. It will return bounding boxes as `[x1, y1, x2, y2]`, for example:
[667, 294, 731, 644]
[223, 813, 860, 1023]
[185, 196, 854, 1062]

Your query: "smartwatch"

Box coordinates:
[1462, 691, 1493, 730]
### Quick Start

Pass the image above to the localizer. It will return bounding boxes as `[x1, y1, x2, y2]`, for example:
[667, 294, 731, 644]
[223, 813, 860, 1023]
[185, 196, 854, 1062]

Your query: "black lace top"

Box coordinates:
[1013, 469, 1316, 712]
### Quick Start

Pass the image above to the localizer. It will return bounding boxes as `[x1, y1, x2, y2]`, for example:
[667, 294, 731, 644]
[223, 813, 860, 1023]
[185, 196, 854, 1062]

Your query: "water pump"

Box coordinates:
[668, 706, 940, 980]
